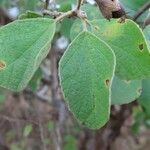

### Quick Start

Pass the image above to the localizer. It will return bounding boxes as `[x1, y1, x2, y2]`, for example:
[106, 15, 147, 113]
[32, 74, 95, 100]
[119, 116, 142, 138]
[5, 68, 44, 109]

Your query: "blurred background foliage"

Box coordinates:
[0, 0, 150, 150]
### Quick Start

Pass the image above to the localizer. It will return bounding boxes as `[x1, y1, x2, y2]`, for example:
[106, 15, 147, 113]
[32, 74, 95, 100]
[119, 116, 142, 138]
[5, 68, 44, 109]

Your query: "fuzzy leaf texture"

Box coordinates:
[71, 19, 150, 80]
[91, 19, 150, 80]
[0, 18, 56, 91]
[111, 76, 142, 105]
[59, 32, 115, 129]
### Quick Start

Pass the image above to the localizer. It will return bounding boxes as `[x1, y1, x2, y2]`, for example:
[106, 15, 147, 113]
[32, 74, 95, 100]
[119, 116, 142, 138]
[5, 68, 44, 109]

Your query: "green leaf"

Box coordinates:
[23, 124, 33, 137]
[28, 68, 42, 91]
[131, 106, 144, 134]
[70, 19, 84, 41]
[91, 19, 150, 80]
[0, 18, 56, 91]
[22, 0, 39, 11]
[18, 11, 42, 20]
[111, 76, 142, 105]
[64, 135, 77, 150]
[138, 79, 150, 116]
[81, 4, 103, 20]
[60, 18, 74, 38]
[71, 19, 150, 80]
[120, 0, 149, 21]
[47, 121, 54, 131]
[0, 88, 6, 104]
[59, 31, 115, 129]
[0, 0, 10, 7]
[57, 0, 75, 12]
[143, 25, 150, 49]
[120, 0, 149, 13]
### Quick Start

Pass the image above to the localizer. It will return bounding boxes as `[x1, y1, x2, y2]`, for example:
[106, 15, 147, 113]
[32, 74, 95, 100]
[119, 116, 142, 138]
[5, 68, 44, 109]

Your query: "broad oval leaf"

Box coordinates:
[59, 31, 115, 129]
[71, 19, 150, 80]
[0, 18, 56, 91]
[91, 19, 150, 80]
[111, 76, 142, 105]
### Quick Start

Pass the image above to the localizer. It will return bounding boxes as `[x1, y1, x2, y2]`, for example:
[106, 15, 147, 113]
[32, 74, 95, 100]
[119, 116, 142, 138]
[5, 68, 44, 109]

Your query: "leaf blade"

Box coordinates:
[59, 31, 115, 129]
[0, 18, 56, 91]
[91, 19, 150, 80]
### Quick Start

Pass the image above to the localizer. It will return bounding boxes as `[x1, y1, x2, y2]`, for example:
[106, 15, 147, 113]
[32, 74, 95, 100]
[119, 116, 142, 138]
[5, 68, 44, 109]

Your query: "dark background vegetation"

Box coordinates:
[0, 0, 150, 150]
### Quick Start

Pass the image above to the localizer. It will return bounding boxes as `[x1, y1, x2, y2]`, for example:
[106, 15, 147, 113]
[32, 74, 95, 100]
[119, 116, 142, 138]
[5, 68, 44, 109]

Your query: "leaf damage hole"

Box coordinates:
[137, 88, 142, 95]
[105, 79, 110, 87]
[139, 43, 144, 51]
[0, 60, 6, 70]
[124, 80, 131, 84]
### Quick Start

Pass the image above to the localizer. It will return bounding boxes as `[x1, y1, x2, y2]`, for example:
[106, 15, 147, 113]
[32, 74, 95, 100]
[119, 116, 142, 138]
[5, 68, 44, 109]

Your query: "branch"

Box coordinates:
[44, 0, 50, 10]
[43, 10, 63, 18]
[77, 0, 84, 10]
[55, 10, 87, 22]
[55, 10, 74, 22]
[133, 1, 150, 21]
[43, 0, 87, 22]
[143, 13, 150, 28]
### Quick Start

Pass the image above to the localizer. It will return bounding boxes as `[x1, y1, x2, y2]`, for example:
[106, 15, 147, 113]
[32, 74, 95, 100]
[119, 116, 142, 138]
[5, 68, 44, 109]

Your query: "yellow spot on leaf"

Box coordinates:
[103, 23, 121, 38]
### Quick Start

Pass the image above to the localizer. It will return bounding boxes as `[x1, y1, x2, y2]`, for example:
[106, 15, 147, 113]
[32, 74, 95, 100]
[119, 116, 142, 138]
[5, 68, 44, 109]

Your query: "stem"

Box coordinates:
[77, 0, 83, 10]
[43, 10, 63, 18]
[43, 0, 87, 22]
[55, 10, 75, 22]
[54, 8, 87, 23]
[133, 1, 150, 21]
[44, 0, 50, 10]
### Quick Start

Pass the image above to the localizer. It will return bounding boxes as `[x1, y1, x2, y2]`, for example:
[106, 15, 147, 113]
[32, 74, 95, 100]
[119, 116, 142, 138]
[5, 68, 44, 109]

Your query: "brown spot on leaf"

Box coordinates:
[0, 60, 6, 70]
[105, 79, 110, 87]
[139, 43, 144, 51]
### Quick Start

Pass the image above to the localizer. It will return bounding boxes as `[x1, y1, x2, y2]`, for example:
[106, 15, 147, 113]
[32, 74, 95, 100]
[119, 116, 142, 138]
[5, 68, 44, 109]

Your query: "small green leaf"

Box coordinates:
[0, 18, 56, 91]
[59, 31, 115, 129]
[91, 19, 150, 80]
[47, 121, 54, 131]
[64, 135, 77, 150]
[23, 124, 33, 137]
[143, 25, 150, 49]
[81, 4, 103, 20]
[60, 18, 74, 38]
[28, 68, 42, 91]
[120, 0, 149, 18]
[18, 11, 42, 19]
[138, 78, 150, 116]
[111, 76, 142, 105]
